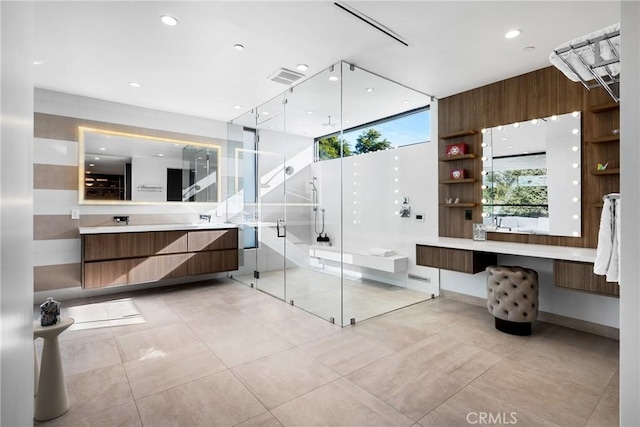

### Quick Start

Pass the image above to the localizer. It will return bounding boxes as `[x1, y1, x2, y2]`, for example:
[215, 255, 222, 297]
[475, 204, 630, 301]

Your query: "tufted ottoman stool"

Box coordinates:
[486, 265, 539, 336]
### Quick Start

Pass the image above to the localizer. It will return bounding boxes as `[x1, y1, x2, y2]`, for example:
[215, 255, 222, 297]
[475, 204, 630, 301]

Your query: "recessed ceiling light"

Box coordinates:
[89, 163, 95, 167]
[329, 76, 339, 82]
[507, 145, 514, 149]
[94, 157, 100, 160]
[307, 111, 313, 114]
[99, 147, 106, 151]
[157, 153, 164, 157]
[86, 171, 91, 174]
[233, 105, 243, 110]
[365, 87, 374, 93]
[160, 15, 178, 26]
[129, 82, 141, 88]
[505, 29, 521, 39]
[234, 44, 244, 51]
[523, 46, 535, 52]
[296, 64, 309, 71]
[262, 111, 269, 115]
[33, 60, 44, 66]
[402, 100, 409, 104]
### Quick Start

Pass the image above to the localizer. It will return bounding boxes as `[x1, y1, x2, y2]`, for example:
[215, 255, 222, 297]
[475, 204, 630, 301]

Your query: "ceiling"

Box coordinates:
[33, 1, 620, 124]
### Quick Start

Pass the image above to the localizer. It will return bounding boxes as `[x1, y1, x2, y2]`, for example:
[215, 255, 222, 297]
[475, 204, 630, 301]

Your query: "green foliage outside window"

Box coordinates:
[317, 136, 352, 160]
[484, 168, 548, 217]
[317, 129, 392, 160]
[354, 129, 391, 154]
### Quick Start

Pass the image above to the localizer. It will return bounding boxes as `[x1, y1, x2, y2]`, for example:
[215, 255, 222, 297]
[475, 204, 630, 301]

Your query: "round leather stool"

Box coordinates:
[486, 266, 538, 336]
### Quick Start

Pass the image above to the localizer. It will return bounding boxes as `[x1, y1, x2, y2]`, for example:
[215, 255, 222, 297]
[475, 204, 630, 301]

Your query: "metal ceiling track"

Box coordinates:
[333, 2, 409, 47]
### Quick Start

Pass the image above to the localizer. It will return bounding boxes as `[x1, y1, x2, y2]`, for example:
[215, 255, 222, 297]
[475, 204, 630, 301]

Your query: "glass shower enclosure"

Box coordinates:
[227, 61, 433, 326]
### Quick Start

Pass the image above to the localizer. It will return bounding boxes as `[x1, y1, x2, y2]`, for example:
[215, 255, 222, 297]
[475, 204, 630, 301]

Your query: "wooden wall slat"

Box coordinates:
[438, 66, 617, 248]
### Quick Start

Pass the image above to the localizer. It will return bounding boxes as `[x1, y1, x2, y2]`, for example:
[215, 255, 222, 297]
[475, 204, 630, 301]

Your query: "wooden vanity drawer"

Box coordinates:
[188, 249, 239, 275]
[187, 228, 238, 252]
[83, 254, 190, 289]
[83, 231, 187, 261]
[554, 260, 619, 297]
[416, 245, 496, 274]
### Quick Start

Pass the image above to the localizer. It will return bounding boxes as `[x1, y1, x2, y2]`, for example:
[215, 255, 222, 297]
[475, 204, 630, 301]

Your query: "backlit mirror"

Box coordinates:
[481, 112, 582, 237]
[79, 127, 221, 204]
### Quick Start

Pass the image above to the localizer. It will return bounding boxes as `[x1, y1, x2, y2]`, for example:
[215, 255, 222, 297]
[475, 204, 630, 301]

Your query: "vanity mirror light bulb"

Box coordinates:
[572, 146, 579, 152]
[496, 126, 504, 131]
[572, 231, 580, 237]
[573, 214, 580, 219]
[513, 122, 520, 128]
[481, 128, 487, 134]
[572, 163, 580, 168]
[481, 142, 488, 148]
[481, 185, 488, 190]
[572, 197, 580, 202]
[572, 111, 580, 118]
[481, 171, 488, 176]
[481, 157, 488, 161]
[481, 198, 487, 204]
[531, 119, 539, 125]
[551, 115, 559, 121]
[481, 212, 490, 218]
[572, 129, 580, 135]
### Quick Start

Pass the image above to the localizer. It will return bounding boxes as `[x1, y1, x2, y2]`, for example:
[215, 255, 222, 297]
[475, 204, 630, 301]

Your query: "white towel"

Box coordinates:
[594, 198, 620, 282]
[368, 248, 395, 257]
[549, 23, 620, 83]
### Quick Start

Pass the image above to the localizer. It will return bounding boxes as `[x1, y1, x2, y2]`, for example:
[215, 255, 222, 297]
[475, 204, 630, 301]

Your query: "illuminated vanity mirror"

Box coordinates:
[481, 112, 582, 237]
[79, 128, 221, 204]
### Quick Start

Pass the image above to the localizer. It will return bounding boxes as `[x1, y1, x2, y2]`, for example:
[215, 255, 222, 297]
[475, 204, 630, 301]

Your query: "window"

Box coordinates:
[242, 128, 258, 249]
[316, 107, 430, 161]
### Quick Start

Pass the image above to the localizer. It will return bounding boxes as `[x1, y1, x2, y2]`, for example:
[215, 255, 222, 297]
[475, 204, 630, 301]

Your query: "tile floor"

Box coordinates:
[35, 278, 619, 427]
[235, 267, 432, 326]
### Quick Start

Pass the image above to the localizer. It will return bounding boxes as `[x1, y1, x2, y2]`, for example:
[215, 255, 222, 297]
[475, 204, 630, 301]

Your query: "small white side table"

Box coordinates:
[33, 317, 74, 421]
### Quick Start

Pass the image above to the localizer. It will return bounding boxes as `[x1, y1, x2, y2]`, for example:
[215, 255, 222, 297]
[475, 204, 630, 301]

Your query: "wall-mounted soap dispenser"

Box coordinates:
[400, 197, 411, 218]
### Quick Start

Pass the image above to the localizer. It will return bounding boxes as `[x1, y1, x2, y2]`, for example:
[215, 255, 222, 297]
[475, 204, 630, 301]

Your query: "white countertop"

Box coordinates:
[79, 223, 239, 234]
[415, 236, 597, 263]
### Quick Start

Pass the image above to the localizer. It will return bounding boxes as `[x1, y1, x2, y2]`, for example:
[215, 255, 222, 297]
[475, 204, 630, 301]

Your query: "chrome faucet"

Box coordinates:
[199, 214, 211, 223]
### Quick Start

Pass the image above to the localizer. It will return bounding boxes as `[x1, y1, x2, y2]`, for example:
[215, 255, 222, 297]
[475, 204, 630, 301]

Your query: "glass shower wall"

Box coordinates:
[227, 61, 433, 327]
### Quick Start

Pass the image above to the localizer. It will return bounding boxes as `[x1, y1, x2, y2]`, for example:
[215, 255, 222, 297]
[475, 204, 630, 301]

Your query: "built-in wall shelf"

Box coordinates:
[589, 103, 620, 113]
[440, 130, 477, 140]
[587, 135, 619, 144]
[439, 178, 477, 184]
[440, 178, 476, 184]
[439, 203, 477, 208]
[591, 168, 620, 176]
[439, 154, 477, 162]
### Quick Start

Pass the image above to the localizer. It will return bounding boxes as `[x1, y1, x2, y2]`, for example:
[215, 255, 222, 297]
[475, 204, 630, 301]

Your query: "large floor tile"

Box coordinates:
[206, 325, 294, 368]
[266, 313, 341, 346]
[235, 411, 283, 427]
[419, 385, 560, 427]
[471, 359, 602, 426]
[347, 334, 500, 420]
[115, 322, 200, 362]
[37, 400, 142, 427]
[39, 364, 134, 425]
[136, 370, 266, 427]
[185, 310, 260, 343]
[60, 337, 122, 376]
[108, 297, 182, 336]
[124, 342, 227, 398]
[585, 381, 619, 427]
[299, 328, 398, 375]
[232, 347, 341, 409]
[271, 378, 414, 427]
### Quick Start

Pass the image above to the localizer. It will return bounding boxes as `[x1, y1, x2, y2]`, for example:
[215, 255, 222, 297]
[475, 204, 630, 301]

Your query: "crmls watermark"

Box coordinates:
[466, 412, 518, 425]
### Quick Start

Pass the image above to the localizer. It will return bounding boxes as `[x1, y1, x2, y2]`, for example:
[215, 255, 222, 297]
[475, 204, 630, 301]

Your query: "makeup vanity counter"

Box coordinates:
[79, 223, 239, 289]
[415, 237, 617, 297]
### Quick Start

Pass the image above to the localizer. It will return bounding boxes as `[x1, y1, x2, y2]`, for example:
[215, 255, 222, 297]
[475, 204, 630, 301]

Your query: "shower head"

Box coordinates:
[309, 180, 317, 191]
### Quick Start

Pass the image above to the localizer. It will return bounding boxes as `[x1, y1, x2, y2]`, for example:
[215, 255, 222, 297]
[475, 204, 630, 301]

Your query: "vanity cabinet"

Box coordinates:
[416, 245, 496, 274]
[82, 228, 238, 289]
[554, 260, 619, 297]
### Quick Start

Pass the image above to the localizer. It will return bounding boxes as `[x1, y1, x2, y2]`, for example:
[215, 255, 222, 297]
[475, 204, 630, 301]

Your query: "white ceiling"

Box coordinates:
[33, 1, 620, 124]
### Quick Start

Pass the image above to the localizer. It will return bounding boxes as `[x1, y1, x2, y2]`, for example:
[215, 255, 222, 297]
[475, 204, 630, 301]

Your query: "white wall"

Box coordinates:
[309, 100, 440, 293]
[130, 156, 182, 202]
[620, 1, 640, 424]
[1, 2, 35, 425]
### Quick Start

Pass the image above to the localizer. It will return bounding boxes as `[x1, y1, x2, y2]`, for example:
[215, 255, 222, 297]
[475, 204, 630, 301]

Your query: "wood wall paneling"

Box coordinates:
[438, 66, 618, 249]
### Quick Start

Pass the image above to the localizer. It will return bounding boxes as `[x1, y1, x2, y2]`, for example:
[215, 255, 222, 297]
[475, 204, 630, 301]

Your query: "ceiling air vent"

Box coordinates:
[268, 68, 305, 85]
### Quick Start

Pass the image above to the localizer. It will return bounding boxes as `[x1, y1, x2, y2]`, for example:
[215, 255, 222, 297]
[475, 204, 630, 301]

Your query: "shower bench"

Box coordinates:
[308, 245, 408, 274]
